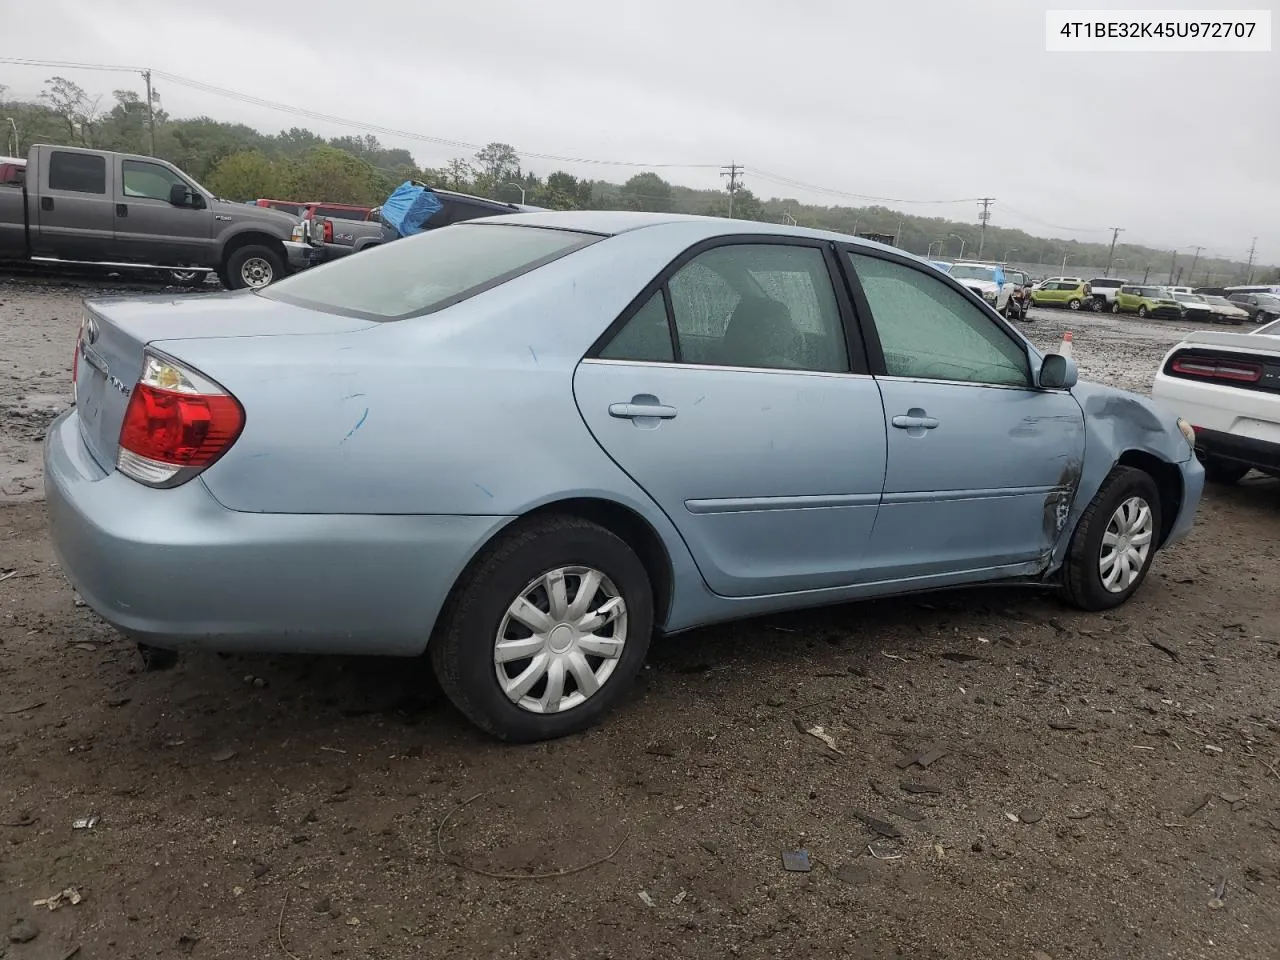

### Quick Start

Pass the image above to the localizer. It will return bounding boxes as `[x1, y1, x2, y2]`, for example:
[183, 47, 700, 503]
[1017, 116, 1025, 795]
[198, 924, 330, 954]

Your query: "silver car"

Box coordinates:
[46, 212, 1204, 741]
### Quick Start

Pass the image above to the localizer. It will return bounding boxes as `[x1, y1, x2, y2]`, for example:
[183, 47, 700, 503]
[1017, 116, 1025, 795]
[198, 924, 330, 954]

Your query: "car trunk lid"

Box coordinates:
[74, 291, 377, 472]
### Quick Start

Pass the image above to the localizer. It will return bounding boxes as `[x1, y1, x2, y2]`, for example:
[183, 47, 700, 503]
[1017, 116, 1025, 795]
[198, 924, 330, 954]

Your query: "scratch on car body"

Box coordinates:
[475, 482, 494, 498]
[341, 407, 370, 444]
[342, 392, 366, 401]
[528, 346, 538, 364]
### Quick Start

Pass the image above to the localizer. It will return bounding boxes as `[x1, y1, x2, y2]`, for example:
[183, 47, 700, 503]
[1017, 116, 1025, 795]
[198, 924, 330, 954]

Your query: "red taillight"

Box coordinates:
[323, 219, 333, 243]
[116, 354, 244, 487]
[1171, 356, 1261, 383]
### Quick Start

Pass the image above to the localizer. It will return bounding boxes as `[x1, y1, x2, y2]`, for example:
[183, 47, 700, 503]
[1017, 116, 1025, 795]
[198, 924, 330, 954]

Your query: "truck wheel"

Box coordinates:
[225, 245, 284, 290]
[169, 270, 206, 288]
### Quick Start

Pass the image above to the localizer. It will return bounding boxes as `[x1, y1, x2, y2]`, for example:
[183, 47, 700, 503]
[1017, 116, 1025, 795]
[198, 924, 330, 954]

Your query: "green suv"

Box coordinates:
[1113, 285, 1183, 320]
[1030, 277, 1092, 310]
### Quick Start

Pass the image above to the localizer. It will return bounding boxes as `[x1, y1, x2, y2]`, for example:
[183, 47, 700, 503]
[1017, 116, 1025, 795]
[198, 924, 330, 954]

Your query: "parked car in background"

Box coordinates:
[948, 261, 1013, 314]
[0, 156, 25, 186]
[1153, 326, 1280, 485]
[1228, 292, 1280, 324]
[253, 198, 305, 216]
[1171, 291, 1214, 323]
[1114, 285, 1183, 319]
[0, 145, 312, 288]
[1201, 294, 1250, 325]
[1001, 266, 1033, 321]
[1225, 285, 1280, 297]
[1088, 277, 1128, 311]
[44, 211, 1202, 741]
[1031, 277, 1093, 310]
[308, 187, 538, 263]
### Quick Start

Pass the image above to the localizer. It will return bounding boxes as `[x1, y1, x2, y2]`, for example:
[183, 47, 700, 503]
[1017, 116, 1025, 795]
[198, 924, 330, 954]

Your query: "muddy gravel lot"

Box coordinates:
[2, 276, 1278, 960]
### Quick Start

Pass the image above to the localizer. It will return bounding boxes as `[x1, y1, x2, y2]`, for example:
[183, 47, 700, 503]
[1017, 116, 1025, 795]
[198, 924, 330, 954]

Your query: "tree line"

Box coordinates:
[1, 76, 1271, 283]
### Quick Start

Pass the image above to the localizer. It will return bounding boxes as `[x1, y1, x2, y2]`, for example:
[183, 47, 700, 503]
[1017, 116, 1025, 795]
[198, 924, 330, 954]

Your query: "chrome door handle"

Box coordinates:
[891, 415, 939, 429]
[609, 402, 677, 420]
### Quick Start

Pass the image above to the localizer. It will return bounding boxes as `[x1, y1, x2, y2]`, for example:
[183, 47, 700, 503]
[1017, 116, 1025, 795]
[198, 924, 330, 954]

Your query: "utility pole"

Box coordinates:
[1104, 227, 1123, 276]
[1186, 245, 1204, 285]
[1142, 265, 1150, 284]
[893, 219, 903, 248]
[976, 197, 994, 259]
[1246, 236, 1257, 283]
[1167, 250, 1177, 284]
[141, 68, 156, 156]
[720, 162, 742, 219]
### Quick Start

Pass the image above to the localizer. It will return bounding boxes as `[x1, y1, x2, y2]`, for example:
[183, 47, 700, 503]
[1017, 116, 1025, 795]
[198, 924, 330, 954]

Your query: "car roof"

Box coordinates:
[477, 209, 910, 255]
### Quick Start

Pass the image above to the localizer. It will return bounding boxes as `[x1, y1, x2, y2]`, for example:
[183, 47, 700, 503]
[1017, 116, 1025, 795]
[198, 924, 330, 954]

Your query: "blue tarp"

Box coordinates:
[379, 181, 444, 237]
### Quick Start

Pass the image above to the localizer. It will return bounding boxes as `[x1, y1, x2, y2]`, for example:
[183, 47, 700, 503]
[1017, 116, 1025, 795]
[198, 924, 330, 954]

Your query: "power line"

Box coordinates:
[0, 56, 722, 169]
[751, 167, 983, 205]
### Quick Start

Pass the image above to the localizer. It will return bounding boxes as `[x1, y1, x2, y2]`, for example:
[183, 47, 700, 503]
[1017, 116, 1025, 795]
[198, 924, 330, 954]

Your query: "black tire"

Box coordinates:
[137, 643, 179, 672]
[1061, 466, 1162, 611]
[1201, 455, 1249, 485]
[430, 515, 654, 742]
[1068, 298, 1082, 311]
[1138, 305, 1148, 318]
[1111, 301, 1120, 313]
[223, 244, 284, 290]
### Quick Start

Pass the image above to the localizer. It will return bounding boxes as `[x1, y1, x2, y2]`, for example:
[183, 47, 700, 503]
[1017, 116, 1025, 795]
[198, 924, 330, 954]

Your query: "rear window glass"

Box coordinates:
[49, 151, 106, 194]
[258, 223, 599, 321]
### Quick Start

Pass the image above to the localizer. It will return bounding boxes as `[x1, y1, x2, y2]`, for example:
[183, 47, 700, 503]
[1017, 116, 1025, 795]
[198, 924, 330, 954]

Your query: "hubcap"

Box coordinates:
[1099, 496, 1154, 593]
[240, 257, 273, 288]
[494, 566, 627, 714]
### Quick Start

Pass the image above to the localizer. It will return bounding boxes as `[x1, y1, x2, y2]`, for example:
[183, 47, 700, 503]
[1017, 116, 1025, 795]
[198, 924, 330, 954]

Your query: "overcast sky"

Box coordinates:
[2, 0, 1276, 264]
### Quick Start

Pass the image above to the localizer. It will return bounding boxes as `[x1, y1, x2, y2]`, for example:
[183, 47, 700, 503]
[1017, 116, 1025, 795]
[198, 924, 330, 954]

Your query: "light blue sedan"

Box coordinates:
[45, 212, 1204, 741]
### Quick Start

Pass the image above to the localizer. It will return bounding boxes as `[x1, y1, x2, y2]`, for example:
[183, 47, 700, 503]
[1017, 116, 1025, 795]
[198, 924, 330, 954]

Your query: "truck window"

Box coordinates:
[48, 152, 106, 194]
[122, 159, 187, 201]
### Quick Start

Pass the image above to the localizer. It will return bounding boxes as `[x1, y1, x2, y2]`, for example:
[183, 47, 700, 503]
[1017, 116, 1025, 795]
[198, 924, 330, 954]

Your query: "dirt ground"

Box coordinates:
[2, 276, 1278, 960]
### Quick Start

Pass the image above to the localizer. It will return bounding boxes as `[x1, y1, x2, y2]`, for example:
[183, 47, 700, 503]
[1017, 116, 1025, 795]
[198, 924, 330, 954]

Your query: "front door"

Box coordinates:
[34, 148, 115, 261]
[574, 240, 887, 598]
[842, 249, 1086, 580]
[113, 157, 213, 265]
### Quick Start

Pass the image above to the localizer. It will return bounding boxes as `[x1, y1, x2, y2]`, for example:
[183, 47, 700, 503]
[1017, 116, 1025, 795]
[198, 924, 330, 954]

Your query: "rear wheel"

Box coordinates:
[1138, 305, 1149, 318]
[1201, 455, 1249, 485]
[224, 245, 284, 290]
[1061, 466, 1161, 611]
[430, 515, 654, 742]
[1068, 298, 1082, 311]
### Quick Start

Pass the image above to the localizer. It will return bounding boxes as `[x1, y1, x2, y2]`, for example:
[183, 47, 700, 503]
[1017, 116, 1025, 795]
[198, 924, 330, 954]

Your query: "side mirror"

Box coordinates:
[190, 192, 206, 210]
[1038, 352, 1078, 390]
[169, 183, 190, 206]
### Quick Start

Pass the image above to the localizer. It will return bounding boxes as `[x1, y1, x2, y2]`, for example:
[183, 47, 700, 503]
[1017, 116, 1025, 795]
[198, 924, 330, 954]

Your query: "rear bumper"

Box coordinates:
[1194, 425, 1280, 471]
[43, 410, 512, 656]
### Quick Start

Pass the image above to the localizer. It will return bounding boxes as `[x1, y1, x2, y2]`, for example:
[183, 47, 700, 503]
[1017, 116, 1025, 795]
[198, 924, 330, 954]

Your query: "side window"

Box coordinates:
[849, 253, 1031, 388]
[598, 292, 674, 363]
[121, 160, 186, 201]
[666, 245, 848, 372]
[48, 151, 106, 194]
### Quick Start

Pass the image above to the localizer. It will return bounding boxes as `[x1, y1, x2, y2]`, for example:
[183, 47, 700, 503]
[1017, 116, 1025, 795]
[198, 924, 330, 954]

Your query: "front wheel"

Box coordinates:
[1068, 298, 1082, 311]
[224, 245, 284, 290]
[1111, 301, 1121, 313]
[1061, 466, 1162, 611]
[431, 516, 654, 742]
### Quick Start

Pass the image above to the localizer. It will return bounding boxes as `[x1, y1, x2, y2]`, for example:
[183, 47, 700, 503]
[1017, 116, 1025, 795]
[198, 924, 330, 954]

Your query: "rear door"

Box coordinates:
[34, 148, 115, 260]
[113, 157, 214, 264]
[574, 238, 888, 597]
[841, 248, 1085, 580]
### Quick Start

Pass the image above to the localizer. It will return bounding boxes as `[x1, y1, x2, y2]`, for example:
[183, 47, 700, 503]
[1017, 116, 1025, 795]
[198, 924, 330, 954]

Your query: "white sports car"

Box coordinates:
[1152, 323, 1280, 483]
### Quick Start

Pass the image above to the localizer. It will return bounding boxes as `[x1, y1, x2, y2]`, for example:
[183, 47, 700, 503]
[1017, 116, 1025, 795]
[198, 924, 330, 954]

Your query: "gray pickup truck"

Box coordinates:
[308, 188, 542, 263]
[0, 144, 314, 288]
